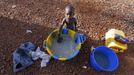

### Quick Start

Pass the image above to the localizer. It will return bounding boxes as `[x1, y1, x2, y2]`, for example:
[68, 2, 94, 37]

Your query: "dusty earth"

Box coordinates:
[0, 0, 134, 75]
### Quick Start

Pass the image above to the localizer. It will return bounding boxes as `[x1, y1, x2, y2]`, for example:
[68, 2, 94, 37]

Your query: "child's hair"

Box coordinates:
[65, 5, 75, 16]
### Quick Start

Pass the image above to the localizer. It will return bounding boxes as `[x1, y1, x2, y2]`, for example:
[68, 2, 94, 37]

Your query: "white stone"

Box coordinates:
[82, 65, 87, 69]
[26, 30, 32, 33]
[12, 5, 16, 9]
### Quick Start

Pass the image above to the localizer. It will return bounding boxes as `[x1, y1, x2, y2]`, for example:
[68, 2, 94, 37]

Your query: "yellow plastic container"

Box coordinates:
[105, 29, 127, 53]
[43, 29, 81, 61]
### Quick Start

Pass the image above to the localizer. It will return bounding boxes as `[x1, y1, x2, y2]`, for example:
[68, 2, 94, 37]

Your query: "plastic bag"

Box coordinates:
[31, 47, 51, 68]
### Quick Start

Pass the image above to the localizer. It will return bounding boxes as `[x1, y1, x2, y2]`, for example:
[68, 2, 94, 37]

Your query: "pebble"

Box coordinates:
[7, 12, 11, 15]
[10, 16, 14, 19]
[26, 30, 32, 33]
[95, 33, 98, 35]
[69, 69, 73, 73]
[11, 5, 17, 9]
[82, 65, 87, 69]
[56, 8, 60, 10]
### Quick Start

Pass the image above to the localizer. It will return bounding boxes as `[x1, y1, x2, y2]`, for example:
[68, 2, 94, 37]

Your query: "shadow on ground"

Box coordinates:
[0, 16, 134, 75]
[0, 16, 115, 75]
[0, 16, 55, 75]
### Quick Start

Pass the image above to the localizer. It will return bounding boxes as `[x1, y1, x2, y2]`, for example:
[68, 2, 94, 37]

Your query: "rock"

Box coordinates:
[7, 12, 11, 15]
[95, 33, 98, 35]
[11, 5, 17, 9]
[26, 30, 32, 33]
[10, 16, 14, 19]
[82, 65, 87, 69]
[69, 69, 73, 73]
[56, 8, 60, 10]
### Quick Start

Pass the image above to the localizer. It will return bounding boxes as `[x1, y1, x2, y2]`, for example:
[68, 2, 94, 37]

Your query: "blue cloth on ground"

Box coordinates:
[19, 42, 35, 51]
[13, 42, 35, 72]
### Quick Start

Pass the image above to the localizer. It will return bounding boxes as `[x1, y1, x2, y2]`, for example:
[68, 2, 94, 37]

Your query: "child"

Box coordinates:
[57, 5, 77, 43]
[60, 5, 77, 31]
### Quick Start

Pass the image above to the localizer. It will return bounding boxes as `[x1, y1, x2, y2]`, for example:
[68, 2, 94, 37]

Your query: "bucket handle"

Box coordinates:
[43, 40, 47, 49]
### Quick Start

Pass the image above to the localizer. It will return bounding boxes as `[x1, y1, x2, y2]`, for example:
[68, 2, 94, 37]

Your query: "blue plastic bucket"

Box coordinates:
[89, 46, 119, 71]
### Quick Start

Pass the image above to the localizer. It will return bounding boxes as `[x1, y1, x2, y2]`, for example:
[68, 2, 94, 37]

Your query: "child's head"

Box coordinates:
[65, 5, 75, 18]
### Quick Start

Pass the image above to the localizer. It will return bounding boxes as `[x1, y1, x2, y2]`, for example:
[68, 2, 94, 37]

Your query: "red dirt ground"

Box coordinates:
[0, 0, 134, 75]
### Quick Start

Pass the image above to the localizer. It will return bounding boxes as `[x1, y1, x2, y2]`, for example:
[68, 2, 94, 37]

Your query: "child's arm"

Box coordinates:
[57, 18, 66, 43]
[74, 18, 77, 31]
[61, 18, 66, 26]
[58, 18, 66, 36]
